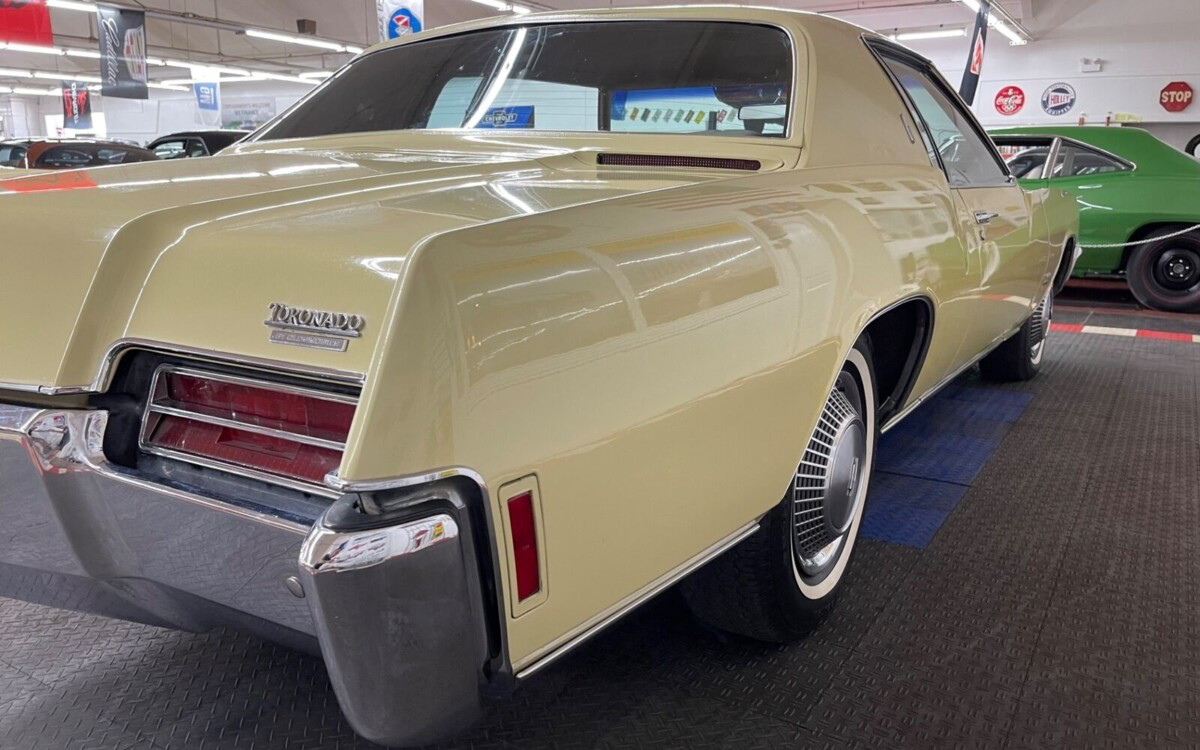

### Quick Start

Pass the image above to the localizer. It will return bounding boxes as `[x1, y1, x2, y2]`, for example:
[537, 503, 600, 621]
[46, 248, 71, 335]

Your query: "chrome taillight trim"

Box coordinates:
[145, 404, 348, 452]
[138, 364, 356, 497]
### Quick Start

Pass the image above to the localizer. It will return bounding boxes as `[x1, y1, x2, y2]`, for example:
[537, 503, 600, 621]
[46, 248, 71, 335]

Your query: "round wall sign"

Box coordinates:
[995, 86, 1026, 116]
[1041, 83, 1077, 116]
[1160, 82, 1194, 113]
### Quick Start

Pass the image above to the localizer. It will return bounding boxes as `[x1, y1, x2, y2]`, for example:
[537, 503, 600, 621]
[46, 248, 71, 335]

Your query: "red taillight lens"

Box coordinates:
[141, 367, 356, 487]
[507, 491, 541, 602]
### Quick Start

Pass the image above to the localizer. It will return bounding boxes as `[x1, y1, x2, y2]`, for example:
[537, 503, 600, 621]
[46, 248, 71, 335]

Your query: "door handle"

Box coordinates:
[974, 211, 999, 225]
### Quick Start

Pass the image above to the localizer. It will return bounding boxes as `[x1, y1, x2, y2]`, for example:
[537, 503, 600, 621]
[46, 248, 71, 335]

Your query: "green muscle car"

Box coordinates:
[991, 126, 1200, 312]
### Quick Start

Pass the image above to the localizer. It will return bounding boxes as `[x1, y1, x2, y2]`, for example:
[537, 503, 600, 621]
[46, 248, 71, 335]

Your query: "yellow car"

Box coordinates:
[0, 7, 1077, 747]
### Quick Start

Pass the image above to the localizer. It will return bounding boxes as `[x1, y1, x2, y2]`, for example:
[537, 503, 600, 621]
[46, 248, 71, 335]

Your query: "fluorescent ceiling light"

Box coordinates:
[952, 0, 1030, 45]
[251, 71, 314, 84]
[470, 0, 532, 14]
[46, 0, 95, 10]
[245, 28, 348, 52]
[165, 59, 250, 77]
[65, 48, 102, 59]
[32, 71, 101, 82]
[298, 71, 334, 80]
[894, 28, 966, 41]
[3, 42, 65, 55]
[345, 45, 365, 54]
[0, 68, 33, 78]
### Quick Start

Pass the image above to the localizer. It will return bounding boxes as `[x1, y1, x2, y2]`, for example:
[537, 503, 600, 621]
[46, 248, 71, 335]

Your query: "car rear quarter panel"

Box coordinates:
[340, 159, 983, 667]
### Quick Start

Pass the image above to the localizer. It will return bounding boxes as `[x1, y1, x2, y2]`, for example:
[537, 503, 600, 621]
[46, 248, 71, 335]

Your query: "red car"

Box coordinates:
[0, 139, 159, 170]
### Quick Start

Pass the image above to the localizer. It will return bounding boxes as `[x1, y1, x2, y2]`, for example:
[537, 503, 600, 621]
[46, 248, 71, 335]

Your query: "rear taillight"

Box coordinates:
[140, 366, 355, 488]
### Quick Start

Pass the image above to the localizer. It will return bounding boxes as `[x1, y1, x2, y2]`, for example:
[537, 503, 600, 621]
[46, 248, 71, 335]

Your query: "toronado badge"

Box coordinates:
[265, 302, 365, 352]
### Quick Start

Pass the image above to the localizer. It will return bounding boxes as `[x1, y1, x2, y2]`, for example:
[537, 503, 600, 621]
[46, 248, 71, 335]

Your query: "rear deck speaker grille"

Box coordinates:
[596, 153, 761, 171]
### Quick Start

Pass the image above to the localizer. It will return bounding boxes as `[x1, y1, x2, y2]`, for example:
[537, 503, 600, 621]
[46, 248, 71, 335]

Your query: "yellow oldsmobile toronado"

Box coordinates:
[0, 7, 1078, 747]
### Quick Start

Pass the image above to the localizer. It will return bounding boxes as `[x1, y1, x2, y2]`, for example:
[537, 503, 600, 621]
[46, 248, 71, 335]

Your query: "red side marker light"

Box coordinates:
[507, 491, 541, 601]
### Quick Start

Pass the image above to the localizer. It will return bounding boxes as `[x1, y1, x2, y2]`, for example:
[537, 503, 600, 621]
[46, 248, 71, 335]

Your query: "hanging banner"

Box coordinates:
[958, 0, 990, 106]
[0, 0, 53, 46]
[192, 66, 221, 128]
[377, 0, 423, 41]
[60, 80, 93, 130]
[97, 5, 148, 100]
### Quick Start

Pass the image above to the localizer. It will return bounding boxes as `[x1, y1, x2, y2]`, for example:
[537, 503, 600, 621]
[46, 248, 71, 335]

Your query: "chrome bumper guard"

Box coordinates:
[0, 404, 490, 748]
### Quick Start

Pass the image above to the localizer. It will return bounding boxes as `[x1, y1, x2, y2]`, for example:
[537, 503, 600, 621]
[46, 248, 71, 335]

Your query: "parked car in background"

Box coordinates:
[0, 8, 1077, 747]
[0, 139, 159, 170]
[148, 129, 251, 159]
[992, 126, 1200, 312]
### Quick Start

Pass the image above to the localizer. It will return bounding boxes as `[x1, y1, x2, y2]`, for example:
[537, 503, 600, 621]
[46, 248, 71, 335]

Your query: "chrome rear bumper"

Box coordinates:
[0, 404, 491, 747]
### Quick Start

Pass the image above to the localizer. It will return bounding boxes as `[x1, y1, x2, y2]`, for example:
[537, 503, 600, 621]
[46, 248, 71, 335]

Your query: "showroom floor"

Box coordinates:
[2, 296, 1198, 749]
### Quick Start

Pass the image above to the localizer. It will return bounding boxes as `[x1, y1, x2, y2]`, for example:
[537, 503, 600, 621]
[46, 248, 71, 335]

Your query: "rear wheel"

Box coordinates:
[1127, 229, 1200, 313]
[980, 293, 1050, 382]
[681, 340, 876, 643]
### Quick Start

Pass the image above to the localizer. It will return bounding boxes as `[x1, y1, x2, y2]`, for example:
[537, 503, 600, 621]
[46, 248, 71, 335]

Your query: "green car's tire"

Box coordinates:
[1127, 229, 1200, 313]
[980, 294, 1050, 382]
[681, 339, 877, 643]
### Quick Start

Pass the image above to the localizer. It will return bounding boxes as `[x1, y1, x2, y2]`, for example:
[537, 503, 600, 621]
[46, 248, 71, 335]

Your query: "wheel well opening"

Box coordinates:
[1120, 223, 1195, 271]
[862, 298, 932, 424]
[1053, 236, 1077, 293]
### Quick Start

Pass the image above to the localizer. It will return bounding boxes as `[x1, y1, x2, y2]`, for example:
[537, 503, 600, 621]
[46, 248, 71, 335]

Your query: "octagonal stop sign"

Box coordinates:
[1160, 81, 1194, 112]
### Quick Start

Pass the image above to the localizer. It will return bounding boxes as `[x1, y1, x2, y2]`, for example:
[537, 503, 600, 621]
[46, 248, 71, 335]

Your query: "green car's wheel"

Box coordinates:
[680, 339, 876, 643]
[1127, 229, 1200, 313]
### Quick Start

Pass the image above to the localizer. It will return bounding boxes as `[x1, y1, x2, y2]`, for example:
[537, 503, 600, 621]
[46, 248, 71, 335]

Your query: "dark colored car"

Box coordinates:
[0, 139, 159, 170]
[147, 130, 251, 159]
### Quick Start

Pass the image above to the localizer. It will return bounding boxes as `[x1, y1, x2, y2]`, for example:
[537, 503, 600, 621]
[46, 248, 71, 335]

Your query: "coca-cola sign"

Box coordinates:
[994, 86, 1025, 116]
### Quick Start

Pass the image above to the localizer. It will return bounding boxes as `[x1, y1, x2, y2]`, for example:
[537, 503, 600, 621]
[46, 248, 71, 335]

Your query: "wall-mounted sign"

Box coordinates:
[994, 85, 1025, 116]
[1160, 81, 1194, 113]
[222, 98, 276, 130]
[1041, 83, 1076, 116]
[377, 0, 423, 41]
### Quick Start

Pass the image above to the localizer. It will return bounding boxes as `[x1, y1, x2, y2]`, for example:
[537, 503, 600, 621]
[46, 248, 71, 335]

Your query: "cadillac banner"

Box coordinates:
[97, 5, 148, 100]
[61, 80, 93, 130]
[959, 0, 990, 106]
[0, 0, 53, 46]
[377, 0, 423, 41]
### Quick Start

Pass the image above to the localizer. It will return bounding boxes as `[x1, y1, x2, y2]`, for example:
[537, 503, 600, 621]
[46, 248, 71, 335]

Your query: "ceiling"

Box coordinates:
[0, 0, 1096, 91]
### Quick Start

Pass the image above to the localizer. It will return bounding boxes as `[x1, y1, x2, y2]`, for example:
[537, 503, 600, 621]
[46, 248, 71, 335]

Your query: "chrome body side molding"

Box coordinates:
[514, 520, 760, 679]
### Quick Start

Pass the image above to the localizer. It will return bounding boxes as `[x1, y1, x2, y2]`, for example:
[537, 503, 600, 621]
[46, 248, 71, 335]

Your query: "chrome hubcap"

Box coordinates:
[1029, 294, 1051, 363]
[793, 373, 868, 578]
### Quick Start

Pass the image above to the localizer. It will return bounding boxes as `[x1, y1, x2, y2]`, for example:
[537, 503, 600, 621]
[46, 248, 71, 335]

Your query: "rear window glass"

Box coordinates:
[258, 21, 793, 140]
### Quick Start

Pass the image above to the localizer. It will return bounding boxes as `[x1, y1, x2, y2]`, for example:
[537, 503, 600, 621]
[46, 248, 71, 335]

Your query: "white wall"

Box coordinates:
[897, 0, 1200, 149]
[11, 80, 311, 145]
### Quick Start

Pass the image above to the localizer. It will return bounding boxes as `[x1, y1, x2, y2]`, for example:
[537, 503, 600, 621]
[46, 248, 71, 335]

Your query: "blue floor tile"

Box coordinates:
[861, 472, 969, 548]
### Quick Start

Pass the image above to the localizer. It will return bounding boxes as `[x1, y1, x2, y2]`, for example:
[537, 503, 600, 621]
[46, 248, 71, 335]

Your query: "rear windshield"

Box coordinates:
[257, 21, 793, 141]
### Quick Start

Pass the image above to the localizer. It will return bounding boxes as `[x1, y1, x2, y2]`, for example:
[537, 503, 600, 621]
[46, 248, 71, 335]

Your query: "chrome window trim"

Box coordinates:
[865, 35, 1014, 188]
[253, 17, 802, 145]
[1052, 136, 1137, 175]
